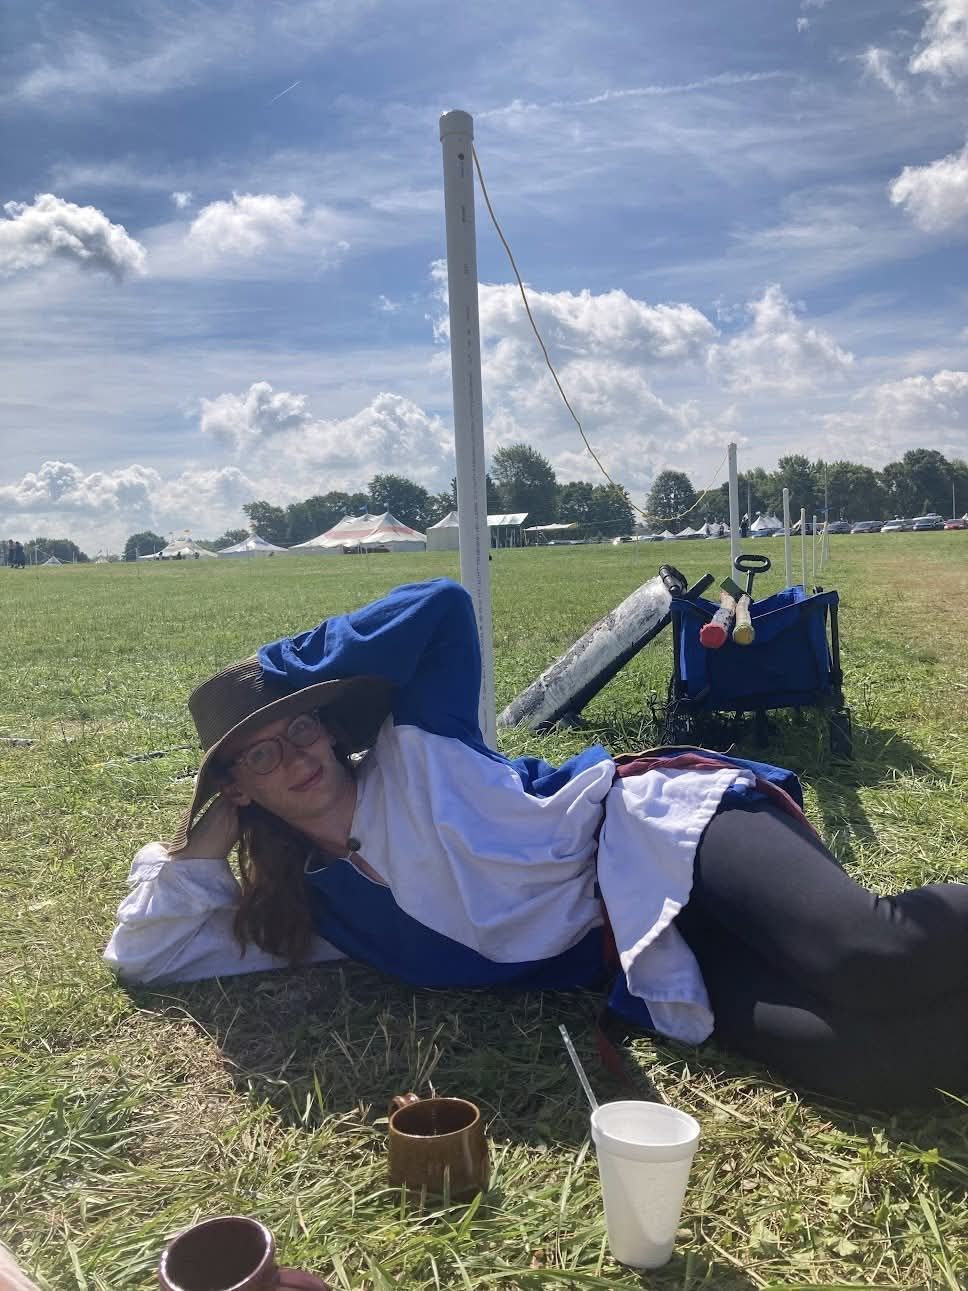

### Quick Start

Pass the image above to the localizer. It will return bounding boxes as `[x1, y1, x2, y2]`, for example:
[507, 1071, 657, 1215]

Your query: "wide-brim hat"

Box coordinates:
[167, 656, 393, 853]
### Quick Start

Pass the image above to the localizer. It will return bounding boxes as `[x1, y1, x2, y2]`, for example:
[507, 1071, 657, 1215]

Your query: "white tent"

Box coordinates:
[159, 540, 218, 559]
[40, 556, 62, 566]
[288, 512, 426, 554]
[750, 512, 783, 534]
[426, 510, 459, 552]
[219, 533, 288, 557]
[658, 529, 679, 540]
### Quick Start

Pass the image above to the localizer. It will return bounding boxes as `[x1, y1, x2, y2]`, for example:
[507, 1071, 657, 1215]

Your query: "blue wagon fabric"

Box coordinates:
[670, 586, 838, 712]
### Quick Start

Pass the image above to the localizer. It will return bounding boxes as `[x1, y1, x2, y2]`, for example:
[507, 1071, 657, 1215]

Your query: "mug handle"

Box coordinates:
[388, 1092, 420, 1119]
[276, 1268, 332, 1290]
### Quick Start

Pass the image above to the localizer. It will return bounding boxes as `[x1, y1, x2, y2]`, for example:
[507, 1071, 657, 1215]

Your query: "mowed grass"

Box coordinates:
[0, 536, 966, 1290]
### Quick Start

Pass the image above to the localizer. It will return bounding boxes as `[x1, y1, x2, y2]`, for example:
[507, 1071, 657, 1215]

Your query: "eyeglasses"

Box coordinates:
[230, 711, 323, 776]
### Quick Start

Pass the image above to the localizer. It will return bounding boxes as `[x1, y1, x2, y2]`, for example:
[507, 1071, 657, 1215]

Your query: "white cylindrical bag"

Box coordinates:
[590, 1100, 700, 1269]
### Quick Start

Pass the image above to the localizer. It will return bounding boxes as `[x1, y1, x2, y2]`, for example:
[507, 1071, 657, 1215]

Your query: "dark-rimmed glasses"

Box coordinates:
[230, 711, 323, 776]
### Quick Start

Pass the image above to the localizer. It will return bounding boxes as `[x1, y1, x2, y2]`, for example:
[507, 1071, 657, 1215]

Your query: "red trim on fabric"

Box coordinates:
[612, 752, 817, 838]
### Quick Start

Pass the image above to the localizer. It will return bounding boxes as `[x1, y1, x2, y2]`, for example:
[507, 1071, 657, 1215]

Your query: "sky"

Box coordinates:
[1, 0, 967, 553]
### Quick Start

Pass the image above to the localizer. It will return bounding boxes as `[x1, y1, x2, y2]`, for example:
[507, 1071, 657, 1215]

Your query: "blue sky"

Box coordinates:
[1, 0, 967, 551]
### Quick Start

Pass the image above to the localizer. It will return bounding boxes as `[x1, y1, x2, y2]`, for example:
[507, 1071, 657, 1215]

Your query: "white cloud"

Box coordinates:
[889, 142, 968, 231]
[197, 382, 453, 491]
[909, 0, 968, 81]
[707, 284, 854, 392]
[0, 194, 146, 280]
[187, 192, 307, 258]
[860, 47, 907, 98]
[821, 369, 968, 461]
[797, 18, 810, 33]
[171, 191, 193, 209]
[801, 0, 830, 8]
[200, 381, 311, 450]
[0, 460, 160, 514]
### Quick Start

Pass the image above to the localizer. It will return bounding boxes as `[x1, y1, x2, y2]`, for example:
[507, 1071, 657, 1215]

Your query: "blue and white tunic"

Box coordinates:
[105, 578, 773, 1045]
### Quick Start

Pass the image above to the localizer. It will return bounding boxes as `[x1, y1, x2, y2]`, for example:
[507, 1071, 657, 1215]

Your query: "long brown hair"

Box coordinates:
[228, 729, 356, 963]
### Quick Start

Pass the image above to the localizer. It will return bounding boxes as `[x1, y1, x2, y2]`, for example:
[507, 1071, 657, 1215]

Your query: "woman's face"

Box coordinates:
[220, 710, 354, 828]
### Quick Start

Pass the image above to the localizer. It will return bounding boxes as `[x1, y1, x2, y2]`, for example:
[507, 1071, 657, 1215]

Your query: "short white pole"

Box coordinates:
[800, 508, 807, 586]
[812, 515, 818, 579]
[439, 109, 496, 747]
[782, 488, 792, 587]
[728, 442, 741, 571]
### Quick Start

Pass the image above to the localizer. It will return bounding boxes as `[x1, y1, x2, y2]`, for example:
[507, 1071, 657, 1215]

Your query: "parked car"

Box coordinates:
[912, 514, 945, 531]
[944, 518, 966, 530]
[881, 518, 911, 532]
[825, 520, 852, 535]
[850, 520, 883, 533]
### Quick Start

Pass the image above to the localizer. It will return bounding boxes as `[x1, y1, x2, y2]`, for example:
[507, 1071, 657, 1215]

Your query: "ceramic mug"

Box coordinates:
[158, 1216, 330, 1291]
[387, 1093, 489, 1199]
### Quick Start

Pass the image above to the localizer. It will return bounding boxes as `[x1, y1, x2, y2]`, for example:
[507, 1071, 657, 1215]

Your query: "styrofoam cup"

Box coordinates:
[590, 1100, 700, 1269]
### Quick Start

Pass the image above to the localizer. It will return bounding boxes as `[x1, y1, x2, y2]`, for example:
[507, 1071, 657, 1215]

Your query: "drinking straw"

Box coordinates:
[559, 1024, 599, 1111]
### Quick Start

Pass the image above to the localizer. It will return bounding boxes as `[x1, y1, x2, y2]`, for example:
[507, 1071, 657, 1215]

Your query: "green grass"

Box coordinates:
[1, 535, 966, 1290]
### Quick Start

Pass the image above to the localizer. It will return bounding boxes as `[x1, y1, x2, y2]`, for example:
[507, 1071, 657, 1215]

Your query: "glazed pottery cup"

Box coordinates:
[158, 1215, 330, 1291]
[387, 1093, 488, 1199]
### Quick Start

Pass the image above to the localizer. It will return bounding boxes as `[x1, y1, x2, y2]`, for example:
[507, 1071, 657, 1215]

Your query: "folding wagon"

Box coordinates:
[664, 581, 853, 758]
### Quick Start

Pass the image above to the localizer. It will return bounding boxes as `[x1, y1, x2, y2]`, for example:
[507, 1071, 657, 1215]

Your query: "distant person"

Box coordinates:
[13, 541, 26, 569]
[740, 513, 750, 539]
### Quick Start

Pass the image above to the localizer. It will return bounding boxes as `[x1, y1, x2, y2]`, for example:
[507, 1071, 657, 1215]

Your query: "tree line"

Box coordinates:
[31, 442, 962, 562]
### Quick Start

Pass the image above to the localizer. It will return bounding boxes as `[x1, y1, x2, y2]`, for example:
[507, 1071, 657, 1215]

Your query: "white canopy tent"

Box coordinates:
[219, 533, 288, 557]
[288, 512, 426, 554]
[750, 512, 783, 534]
[426, 510, 459, 552]
[40, 556, 62, 566]
[159, 539, 218, 559]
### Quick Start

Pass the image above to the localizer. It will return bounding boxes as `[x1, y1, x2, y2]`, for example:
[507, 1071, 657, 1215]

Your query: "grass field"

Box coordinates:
[1, 535, 966, 1290]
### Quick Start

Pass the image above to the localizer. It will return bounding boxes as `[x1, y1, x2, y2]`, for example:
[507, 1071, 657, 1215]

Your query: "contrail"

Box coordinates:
[268, 80, 301, 105]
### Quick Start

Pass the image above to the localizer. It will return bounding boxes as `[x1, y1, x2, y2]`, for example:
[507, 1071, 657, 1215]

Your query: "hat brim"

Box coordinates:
[166, 674, 393, 853]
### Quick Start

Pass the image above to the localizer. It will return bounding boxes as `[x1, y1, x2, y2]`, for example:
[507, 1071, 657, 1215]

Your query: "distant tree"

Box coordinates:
[823, 462, 885, 520]
[25, 537, 89, 563]
[368, 474, 432, 530]
[951, 458, 968, 518]
[645, 471, 695, 531]
[123, 530, 166, 561]
[491, 444, 558, 524]
[448, 474, 501, 514]
[208, 529, 251, 551]
[427, 492, 458, 525]
[285, 492, 370, 544]
[557, 481, 597, 525]
[881, 449, 953, 516]
[769, 456, 818, 518]
[590, 484, 635, 536]
[242, 500, 288, 545]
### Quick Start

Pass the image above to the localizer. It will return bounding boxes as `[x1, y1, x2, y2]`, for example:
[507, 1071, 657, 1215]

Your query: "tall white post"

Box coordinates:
[812, 515, 818, 579]
[728, 442, 741, 571]
[439, 110, 496, 747]
[782, 487, 792, 587]
[800, 508, 807, 586]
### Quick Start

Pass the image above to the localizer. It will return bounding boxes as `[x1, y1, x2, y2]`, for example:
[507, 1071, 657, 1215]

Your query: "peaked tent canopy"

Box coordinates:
[288, 512, 426, 554]
[159, 539, 218, 559]
[40, 556, 62, 565]
[750, 512, 783, 533]
[219, 533, 288, 557]
[427, 510, 460, 552]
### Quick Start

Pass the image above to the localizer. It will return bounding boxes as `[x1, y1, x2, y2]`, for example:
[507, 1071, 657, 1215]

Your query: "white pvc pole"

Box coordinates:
[439, 109, 496, 747]
[782, 488, 792, 588]
[800, 508, 807, 586]
[812, 515, 818, 579]
[728, 442, 741, 572]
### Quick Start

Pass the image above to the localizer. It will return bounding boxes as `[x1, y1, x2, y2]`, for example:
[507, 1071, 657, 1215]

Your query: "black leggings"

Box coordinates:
[674, 798, 968, 1108]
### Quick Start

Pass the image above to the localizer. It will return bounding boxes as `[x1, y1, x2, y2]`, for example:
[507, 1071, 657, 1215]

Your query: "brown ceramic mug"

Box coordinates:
[387, 1093, 489, 1199]
[158, 1216, 330, 1291]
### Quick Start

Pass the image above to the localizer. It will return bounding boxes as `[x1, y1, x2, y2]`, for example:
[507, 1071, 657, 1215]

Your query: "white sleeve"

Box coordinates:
[102, 842, 347, 985]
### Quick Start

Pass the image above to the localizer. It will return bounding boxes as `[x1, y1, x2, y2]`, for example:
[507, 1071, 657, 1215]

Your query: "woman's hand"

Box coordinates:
[169, 795, 240, 861]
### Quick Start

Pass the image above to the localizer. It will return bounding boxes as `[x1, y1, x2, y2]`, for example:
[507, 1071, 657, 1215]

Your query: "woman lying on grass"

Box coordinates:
[105, 578, 968, 1109]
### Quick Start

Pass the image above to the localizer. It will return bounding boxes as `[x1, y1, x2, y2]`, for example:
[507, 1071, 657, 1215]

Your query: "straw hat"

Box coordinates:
[167, 656, 392, 852]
